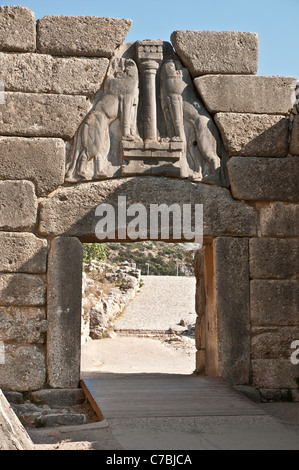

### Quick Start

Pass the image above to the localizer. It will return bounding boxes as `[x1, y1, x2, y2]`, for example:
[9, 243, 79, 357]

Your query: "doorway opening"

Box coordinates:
[80, 241, 198, 378]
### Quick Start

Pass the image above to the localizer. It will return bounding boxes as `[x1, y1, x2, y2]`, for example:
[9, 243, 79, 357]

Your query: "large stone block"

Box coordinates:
[0, 138, 65, 197]
[214, 237, 250, 384]
[252, 359, 299, 389]
[0, 344, 46, 391]
[0, 307, 47, 343]
[259, 202, 299, 237]
[38, 177, 257, 239]
[37, 15, 132, 57]
[0, 274, 46, 306]
[47, 237, 83, 388]
[227, 157, 299, 202]
[252, 327, 299, 359]
[251, 280, 299, 326]
[171, 30, 259, 78]
[0, 93, 90, 139]
[195, 76, 296, 115]
[0, 181, 37, 231]
[250, 238, 299, 279]
[0, 389, 34, 450]
[0, 6, 36, 53]
[0, 53, 109, 96]
[0, 233, 47, 273]
[290, 114, 299, 156]
[215, 113, 289, 157]
[50, 57, 109, 95]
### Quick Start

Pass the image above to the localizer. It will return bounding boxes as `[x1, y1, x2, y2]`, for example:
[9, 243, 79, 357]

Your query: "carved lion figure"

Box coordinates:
[160, 60, 227, 184]
[66, 58, 139, 181]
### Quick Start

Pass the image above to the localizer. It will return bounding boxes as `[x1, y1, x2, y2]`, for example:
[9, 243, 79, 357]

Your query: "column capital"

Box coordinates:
[136, 39, 163, 63]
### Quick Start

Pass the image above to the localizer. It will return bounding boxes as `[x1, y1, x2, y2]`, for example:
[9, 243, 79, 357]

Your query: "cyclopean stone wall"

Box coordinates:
[0, 6, 298, 400]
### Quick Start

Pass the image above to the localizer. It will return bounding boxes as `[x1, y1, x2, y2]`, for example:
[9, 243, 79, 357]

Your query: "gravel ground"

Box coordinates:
[81, 275, 197, 376]
[114, 275, 197, 333]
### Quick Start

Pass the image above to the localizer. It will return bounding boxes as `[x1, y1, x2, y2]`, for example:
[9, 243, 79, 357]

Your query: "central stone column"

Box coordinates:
[136, 40, 163, 141]
[121, 40, 183, 178]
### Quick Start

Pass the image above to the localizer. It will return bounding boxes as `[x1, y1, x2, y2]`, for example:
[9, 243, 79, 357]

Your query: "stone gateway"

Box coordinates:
[0, 5, 298, 402]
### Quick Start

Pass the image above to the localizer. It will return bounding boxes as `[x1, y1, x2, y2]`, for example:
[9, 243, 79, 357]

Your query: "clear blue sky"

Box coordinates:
[2, 0, 299, 79]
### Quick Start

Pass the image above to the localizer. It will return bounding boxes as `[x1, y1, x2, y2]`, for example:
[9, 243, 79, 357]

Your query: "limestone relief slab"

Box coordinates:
[65, 41, 228, 187]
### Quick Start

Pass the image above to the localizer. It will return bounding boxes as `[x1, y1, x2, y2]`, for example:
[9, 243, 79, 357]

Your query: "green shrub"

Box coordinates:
[83, 243, 108, 263]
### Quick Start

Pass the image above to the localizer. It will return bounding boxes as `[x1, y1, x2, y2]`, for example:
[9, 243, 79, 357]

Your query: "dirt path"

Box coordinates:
[81, 276, 197, 376]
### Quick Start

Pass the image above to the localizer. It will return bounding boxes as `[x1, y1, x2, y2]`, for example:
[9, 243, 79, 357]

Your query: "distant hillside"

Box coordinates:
[83, 241, 195, 277]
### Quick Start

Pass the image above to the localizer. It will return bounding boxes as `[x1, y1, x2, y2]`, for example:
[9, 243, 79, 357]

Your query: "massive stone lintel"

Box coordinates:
[38, 177, 257, 240]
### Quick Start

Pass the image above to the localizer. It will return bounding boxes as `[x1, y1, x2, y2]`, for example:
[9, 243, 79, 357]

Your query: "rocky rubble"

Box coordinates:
[0, 389, 34, 449]
[82, 260, 141, 343]
[4, 389, 97, 429]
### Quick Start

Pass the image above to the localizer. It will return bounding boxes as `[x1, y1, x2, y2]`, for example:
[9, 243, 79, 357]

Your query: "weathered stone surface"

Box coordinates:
[215, 113, 289, 157]
[195, 75, 296, 114]
[250, 238, 299, 279]
[171, 30, 259, 78]
[31, 388, 85, 407]
[252, 359, 299, 389]
[38, 177, 257, 239]
[259, 388, 299, 402]
[0, 344, 46, 391]
[0, 6, 36, 53]
[0, 93, 90, 139]
[0, 181, 37, 231]
[227, 157, 299, 202]
[0, 274, 46, 306]
[259, 202, 299, 237]
[251, 280, 299, 326]
[0, 307, 47, 343]
[47, 237, 82, 388]
[0, 138, 65, 197]
[195, 315, 205, 351]
[0, 53, 109, 96]
[50, 57, 109, 96]
[233, 385, 261, 403]
[252, 327, 299, 359]
[290, 114, 299, 156]
[3, 391, 23, 404]
[37, 15, 132, 57]
[195, 350, 206, 372]
[0, 389, 34, 450]
[213, 237, 250, 384]
[0, 233, 47, 273]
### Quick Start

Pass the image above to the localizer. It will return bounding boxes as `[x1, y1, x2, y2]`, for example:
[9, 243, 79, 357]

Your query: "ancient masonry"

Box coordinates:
[0, 5, 298, 401]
